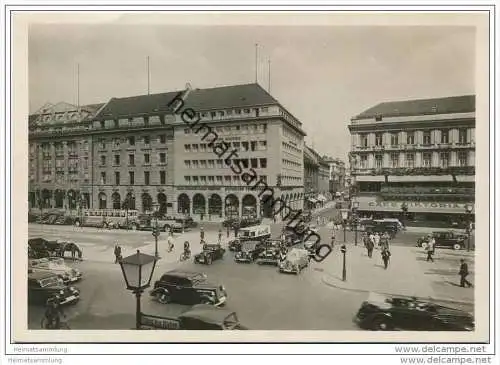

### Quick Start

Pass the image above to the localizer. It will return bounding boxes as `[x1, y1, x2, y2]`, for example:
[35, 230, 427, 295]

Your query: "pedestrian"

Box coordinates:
[374, 232, 381, 248]
[429, 235, 436, 255]
[459, 259, 473, 287]
[218, 228, 222, 243]
[316, 216, 320, 226]
[167, 233, 174, 252]
[200, 226, 205, 241]
[273, 216, 277, 224]
[366, 236, 374, 258]
[226, 225, 230, 238]
[426, 238, 434, 262]
[330, 230, 336, 247]
[114, 244, 122, 264]
[369, 232, 375, 249]
[381, 247, 391, 269]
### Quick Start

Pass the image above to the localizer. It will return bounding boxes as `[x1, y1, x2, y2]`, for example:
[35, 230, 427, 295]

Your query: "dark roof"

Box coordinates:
[94, 91, 181, 119]
[179, 304, 234, 324]
[163, 269, 205, 279]
[353, 95, 475, 120]
[183, 83, 278, 111]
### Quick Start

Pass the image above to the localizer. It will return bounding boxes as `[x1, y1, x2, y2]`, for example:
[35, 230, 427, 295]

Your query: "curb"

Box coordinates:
[321, 273, 474, 306]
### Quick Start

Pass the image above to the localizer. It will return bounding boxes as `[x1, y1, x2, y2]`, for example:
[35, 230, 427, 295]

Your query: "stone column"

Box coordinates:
[468, 150, 475, 166]
[450, 151, 458, 167]
[415, 152, 422, 167]
[432, 151, 439, 167]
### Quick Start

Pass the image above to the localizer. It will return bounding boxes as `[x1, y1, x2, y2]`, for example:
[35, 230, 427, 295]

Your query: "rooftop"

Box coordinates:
[352, 95, 475, 120]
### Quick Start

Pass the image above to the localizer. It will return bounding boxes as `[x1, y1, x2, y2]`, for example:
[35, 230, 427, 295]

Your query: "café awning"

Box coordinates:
[357, 200, 474, 214]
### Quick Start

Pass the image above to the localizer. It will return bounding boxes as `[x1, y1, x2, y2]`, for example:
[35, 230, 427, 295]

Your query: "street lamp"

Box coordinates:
[119, 250, 158, 330]
[464, 203, 473, 252]
[352, 201, 359, 246]
[340, 209, 349, 243]
[341, 244, 347, 281]
[152, 202, 160, 258]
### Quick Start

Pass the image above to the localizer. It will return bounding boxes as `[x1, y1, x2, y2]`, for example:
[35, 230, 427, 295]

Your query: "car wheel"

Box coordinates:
[421, 242, 429, 251]
[102, 222, 108, 229]
[453, 243, 462, 250]
[157, 292, 171, 304]
[163, 225, 170, 232]
[206, 256, 212, 265]
[372, 316, 393, 331]
[74, 220, 81, 227]
[130, 223, 137, 231]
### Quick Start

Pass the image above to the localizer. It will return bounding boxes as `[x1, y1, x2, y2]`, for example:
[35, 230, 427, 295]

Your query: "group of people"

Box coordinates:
[362, 231, 392, 269]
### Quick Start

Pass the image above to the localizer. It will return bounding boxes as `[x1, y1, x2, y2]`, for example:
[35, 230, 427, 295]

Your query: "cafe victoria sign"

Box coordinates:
[361, 200, 475, 213]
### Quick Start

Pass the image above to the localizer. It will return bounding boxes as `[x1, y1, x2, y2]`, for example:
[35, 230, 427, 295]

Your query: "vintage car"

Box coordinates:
[223, 217, 262, 229]
[353, 292, 474, 331]
[29, 257, 82, 284]
[150, 270, 227, 306]
[140, 304, 247, 330]
[228, 239, 242, 252]
[364, 222, 397, 239]
[256, 240, 281, 265]
[194, 243, 226, 265]
[28, 270, 80, 306]
[28, 238, 53, 259]
[234, 241, 264, 263]
[417, 231, 468, 251]
[282, 229, 303, 247]
[129, 213, 184, 232]
[278, 248, 310, 274]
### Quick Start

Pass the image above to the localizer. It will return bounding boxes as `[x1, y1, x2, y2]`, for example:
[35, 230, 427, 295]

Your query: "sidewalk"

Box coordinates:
[321, 243, 474, 306]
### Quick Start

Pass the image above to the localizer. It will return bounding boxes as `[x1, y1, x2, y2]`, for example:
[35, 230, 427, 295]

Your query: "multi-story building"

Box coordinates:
[28, 102, 105, 211]
[303, 146, 330, 209]
[29, 83, 307, 221]
[172, 83, 306, 221]
[323, 156, 347, 195]
[348, 95, 475, 225]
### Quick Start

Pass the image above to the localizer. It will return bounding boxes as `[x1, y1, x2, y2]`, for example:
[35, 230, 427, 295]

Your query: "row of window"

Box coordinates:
[100, 171, 167, 186]
[184, 123, 267, 135]
[184, 140, 267, 153]
[183, 175, 268, 185]
[358, 151, 470, 169]
[196, 107, 269, 120]
[282, 158, 301, 169]
[184, 158, 268, 170]
[100, 152, 167, 167]
[282, 127, 301, 145]
[97, 134, 168, 150]
[282, 141, 301, 155]
[359, 129, 471, 147]
[281, 175, 302, 184]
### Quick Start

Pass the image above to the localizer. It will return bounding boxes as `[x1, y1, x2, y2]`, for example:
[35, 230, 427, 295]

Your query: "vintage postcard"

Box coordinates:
[8, 9, 492, 346]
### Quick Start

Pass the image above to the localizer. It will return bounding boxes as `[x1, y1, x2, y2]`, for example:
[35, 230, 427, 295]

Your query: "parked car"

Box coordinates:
[234, 241, 264, 263]
[278, 248, 310, 274]
[256, 240, 281, 265]
[354, 292, 474, 331]
[140, 304, 247, 330]
[150, 270, 227, 306]
[282, 229, 302, 247]
[228, 239, 242, 252]
[129, 213, 184, 232]
[28, 270, 80, 306]
[417, 231, 468, 250]
[194, 243, 226, 265]
[364, 222, 397, 239]
[373, 218, 405, 231]
[28, 238, 52, 259]
[29, 257, 82, 284]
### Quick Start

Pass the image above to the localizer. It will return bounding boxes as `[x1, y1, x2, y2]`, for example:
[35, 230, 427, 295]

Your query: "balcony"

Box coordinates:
[352, 166, 475, 176]
[381, 186, 475, 197]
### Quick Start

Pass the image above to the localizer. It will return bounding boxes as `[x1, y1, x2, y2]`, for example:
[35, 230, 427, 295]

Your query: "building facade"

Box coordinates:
[171, 83, 306, 221]
[28, 83, 307, 221]
[347, 95, 475, 225]
[303, 146, 330, 209]
[28, 102, 105, 212]
[323, 156, 347, 194]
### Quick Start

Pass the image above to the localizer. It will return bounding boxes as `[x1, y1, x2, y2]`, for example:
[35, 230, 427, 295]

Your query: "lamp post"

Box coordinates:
[340, 209, 348, 242]
[464, 203, 473, 252]
[119, 250, 158, 330]
[352, 201, 359, 246]
[152, 202, 160, 258]
[341, 244, 347, 281]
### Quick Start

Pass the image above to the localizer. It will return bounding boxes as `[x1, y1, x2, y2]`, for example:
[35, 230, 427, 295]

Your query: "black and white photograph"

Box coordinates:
[4, 6, 495, 356]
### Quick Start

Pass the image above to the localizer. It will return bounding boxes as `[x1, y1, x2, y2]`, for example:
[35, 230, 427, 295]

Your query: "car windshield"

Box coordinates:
[190, 274, 207, 285]
[39, 276, 61, 287]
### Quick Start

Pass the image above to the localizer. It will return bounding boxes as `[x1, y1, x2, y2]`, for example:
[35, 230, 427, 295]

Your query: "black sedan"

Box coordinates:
[354, 292, 474, 331]
[194, 244, 226, 265]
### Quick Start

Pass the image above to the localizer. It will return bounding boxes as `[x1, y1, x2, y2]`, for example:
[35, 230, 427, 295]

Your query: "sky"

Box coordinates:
[29, 21, 475, 160]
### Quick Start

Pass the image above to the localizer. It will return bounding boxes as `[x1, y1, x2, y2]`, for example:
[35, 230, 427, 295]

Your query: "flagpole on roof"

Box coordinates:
[268, 57, 271, 93]
[255, 43, 259, 84]
[77, 63, 80, 122]
[147, 56, 150, 95]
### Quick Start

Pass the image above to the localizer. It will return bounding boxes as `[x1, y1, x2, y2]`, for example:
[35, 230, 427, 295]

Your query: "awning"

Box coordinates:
[455, 176, 475, 182]
[317, 194, 327, 202]
[355, 175, 386, 182]
[308, 198, 318, 204]
[389, 175, 453, 182]
[356, 200, 474, 214]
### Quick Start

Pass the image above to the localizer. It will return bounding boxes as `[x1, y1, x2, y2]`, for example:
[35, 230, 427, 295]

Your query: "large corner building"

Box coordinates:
[347, 95, 475, 225]
[28, 83, 307, 221]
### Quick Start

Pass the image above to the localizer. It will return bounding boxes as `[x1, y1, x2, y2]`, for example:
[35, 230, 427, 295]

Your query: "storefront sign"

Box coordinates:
[367, 201, 470, 210]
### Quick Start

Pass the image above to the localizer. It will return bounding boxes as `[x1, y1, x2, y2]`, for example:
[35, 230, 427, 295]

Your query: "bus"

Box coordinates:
[74, 209, 139, 229]
[238, 224, 271, 242]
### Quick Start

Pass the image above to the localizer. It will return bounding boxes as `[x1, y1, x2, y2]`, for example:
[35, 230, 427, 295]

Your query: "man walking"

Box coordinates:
[113, 244, 122, 264]
[381, 247, 391, 269]
[226, 225, 230, 238]
[426, 237, 434, 262]
[366, 235, 374, 258]
[374, 232, 380, 249]
[218, 228, 223, 244]
[200, 226, 205, 241]
[459, 259, 473, 287]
